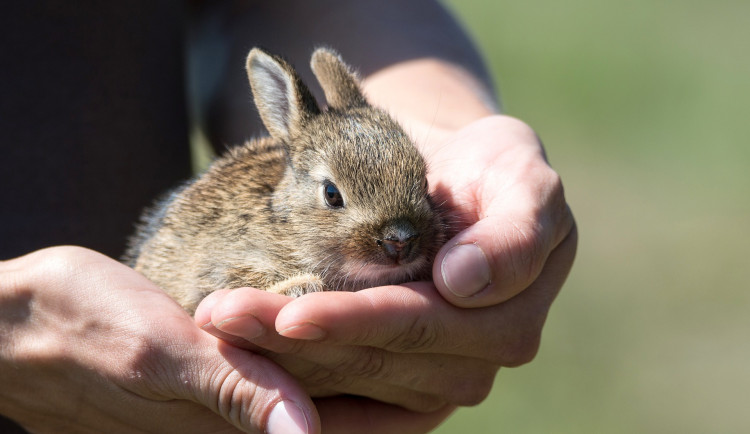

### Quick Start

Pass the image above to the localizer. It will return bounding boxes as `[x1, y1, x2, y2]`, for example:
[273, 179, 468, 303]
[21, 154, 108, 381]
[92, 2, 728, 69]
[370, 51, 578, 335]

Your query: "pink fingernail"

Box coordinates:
[440, 243, 492, 297]
[278, 322, 326, 340]
[215, 315, 265, 340]
[267, 400, 310, 434]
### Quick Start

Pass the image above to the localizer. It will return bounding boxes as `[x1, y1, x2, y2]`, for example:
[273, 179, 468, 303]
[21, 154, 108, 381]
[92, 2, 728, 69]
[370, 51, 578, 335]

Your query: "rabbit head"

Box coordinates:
[246, 47, 444, 289]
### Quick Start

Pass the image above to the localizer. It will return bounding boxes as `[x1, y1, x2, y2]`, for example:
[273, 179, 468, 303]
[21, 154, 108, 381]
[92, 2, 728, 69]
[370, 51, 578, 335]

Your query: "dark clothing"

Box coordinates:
[0, 2, 190, 431]
[1, 1, 192, 261]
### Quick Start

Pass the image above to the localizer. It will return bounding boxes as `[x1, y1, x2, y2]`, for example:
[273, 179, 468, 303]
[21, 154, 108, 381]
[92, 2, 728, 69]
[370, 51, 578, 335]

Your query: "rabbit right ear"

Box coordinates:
[310, 48, 368, 110]
[246, 48, 320, 141]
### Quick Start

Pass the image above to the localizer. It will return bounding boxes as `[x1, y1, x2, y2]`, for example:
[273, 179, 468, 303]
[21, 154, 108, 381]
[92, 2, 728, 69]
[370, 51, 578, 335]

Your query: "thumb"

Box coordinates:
[433, 206, 571, 308]
[169, 335, 320, 434]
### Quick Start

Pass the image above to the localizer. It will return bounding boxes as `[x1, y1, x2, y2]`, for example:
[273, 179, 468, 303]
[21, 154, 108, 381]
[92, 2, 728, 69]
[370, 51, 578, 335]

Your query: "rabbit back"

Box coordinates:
[128, 137, 297, 311]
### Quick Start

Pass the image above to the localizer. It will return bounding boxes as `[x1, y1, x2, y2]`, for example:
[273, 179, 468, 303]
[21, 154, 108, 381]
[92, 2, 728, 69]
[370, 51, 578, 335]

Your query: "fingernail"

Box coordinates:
[441, 243, 492, 297]
[215, 315, 265, 340]
[267, 400, 310, 434]
[278, 322, 326, 340]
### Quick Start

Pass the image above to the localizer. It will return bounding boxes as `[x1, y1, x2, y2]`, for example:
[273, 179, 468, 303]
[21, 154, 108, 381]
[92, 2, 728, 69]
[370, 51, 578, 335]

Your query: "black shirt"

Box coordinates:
[0, 1, 192, 260]
[0, 2, 191, 431]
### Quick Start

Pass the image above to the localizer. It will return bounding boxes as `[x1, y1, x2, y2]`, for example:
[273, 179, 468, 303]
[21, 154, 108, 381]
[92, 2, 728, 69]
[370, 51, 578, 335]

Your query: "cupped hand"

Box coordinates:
[424, 114, 577, 308]
[197, 115, 576, 432]
[0, 246, 318, 434]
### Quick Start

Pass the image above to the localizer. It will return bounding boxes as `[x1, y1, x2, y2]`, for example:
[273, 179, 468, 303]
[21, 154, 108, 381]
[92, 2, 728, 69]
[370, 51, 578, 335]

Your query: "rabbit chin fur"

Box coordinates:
[125, 47, 446, 313]
[338, 257, 432, 288]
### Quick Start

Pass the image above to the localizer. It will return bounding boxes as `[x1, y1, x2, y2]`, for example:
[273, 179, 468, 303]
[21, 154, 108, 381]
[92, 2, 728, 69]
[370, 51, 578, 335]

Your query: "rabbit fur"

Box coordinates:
[125, 47, 446, 313]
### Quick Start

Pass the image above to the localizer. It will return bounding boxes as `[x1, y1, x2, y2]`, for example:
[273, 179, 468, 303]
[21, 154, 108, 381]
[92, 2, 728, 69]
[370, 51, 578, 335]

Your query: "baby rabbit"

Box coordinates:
[125, 47, 445, 313]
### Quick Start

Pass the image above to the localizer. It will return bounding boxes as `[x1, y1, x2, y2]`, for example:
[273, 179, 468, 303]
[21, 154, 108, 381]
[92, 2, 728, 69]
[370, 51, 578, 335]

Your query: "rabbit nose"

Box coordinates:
[377, 219, 418, 261]
[380, 238, 413, 260]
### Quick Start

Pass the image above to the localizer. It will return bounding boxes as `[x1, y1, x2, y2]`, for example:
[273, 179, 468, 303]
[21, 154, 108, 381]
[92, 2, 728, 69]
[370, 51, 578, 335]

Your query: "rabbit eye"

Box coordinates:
[324, 182, 344, 208]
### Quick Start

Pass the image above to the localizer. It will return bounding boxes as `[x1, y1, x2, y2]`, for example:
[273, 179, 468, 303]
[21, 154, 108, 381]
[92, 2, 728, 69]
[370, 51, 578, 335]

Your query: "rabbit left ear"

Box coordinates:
[310, 47, 367, 110]
[246, 48, 320, 141]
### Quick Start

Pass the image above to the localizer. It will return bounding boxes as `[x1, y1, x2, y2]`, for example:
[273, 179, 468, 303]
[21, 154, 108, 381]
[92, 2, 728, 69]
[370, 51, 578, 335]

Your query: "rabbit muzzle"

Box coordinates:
[375, 218, 423, 264]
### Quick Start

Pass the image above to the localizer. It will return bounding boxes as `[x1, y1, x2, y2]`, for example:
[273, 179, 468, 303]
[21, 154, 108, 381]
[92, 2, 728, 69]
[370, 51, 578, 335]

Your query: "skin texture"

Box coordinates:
[0, 1, 576, 433]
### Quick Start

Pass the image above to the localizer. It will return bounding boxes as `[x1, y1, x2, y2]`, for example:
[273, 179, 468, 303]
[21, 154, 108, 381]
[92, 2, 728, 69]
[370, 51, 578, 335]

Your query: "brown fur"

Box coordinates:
[124, 48, 445, 313]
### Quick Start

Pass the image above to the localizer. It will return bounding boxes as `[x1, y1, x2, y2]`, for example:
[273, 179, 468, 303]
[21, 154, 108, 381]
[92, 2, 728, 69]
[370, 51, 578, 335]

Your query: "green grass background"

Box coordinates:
[434, 0, 750, 433]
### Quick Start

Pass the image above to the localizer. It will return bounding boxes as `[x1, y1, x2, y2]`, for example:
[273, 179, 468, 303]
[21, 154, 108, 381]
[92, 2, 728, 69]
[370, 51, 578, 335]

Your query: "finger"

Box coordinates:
[271, 350, 452, 412]
[203, 287, 296, 354]
[194, 289, 260, 350]
[167, 297, 323, 433]
[316, 396, 456, 434]
[271, 350, 496, 408]
[208, 287, 291, 340]
[206, 288, 465, 410]
[434, 175, 575, 308]
[144, 331, 321, 434]
[277, 284, 487, 357]
[277, 228, 575, 367]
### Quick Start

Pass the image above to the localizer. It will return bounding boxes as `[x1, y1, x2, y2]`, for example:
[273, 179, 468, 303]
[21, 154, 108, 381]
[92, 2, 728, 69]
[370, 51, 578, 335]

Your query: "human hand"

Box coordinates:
[196, 115, 576, 433]
[424, 114, 577, 308]
[0, 246, 319, 434]
[196, 287, 460, 434]
[362, 63, 577, 307]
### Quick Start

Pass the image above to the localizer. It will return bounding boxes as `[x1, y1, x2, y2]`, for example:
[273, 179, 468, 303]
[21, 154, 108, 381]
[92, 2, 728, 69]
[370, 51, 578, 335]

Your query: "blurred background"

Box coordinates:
[434, 0, 750, 433]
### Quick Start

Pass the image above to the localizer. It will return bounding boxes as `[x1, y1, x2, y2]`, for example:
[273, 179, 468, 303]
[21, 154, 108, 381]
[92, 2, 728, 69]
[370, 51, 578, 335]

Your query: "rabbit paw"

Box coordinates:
[267, 274, 326, 297]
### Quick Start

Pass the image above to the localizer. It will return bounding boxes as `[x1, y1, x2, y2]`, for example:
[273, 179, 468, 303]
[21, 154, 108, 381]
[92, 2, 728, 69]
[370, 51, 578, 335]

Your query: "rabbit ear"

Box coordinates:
[246, 48, 320, 140]
[310, 47, 367, 109]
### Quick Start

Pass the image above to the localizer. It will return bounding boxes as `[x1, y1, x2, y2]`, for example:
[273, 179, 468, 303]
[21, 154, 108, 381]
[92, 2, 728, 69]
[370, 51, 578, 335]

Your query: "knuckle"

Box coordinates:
[543, 165, 564, 192]
[500, 115, 538, 140]
[198, 362, 259, 427]
[442, 362, 498, 407]
[335, 347, 390, 380]
[10, 333, 66, 365]
[452, 376, 495, 407]
[30, 247, 78, 278]
[24, 246, 103, 288]
[37, 245, 91, 268]
[543, 169, 573, 228]
[385, 315, 443, 353]
[274, 336, 309, 356]
[498, 331, 541, 367]
[299, 365, 354, 391]
[506, 219, 547, 289]
[403, 394, 450, 413]
[300, 348, 392, 392]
